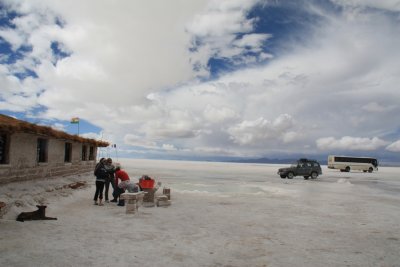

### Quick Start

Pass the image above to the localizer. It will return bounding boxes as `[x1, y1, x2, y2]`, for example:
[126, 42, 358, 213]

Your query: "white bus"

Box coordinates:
[328, 155, 378, 173]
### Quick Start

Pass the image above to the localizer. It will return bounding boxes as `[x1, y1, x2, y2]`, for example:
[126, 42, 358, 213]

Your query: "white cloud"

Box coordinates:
[316, 136, 388, 151]
[233, 33, 272, 53]
[186, 0, 269, 72]
[193, 146, 240, 156]
[361, 102, 396, 113]
[386, 140, 400, 152]
[0, 0, 210, 116]
[124, 134, 158, 150]
[124, 134, 178, 152]
[227, 114, 295, 146]
[50, 122, 65, 131]
[1, 0, 400, 159]
[203, 104, 237, 123]
[141, 109, 202, 139]
[80, 132, 103, 140]
[0, 28, 26, 50]
[161, 144, 177, 151]
[282, 131, 301, 144]
[332, 0, 400, 12]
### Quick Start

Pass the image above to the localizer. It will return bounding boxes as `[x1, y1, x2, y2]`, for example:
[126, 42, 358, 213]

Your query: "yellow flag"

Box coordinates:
[70, 117, 79, 124]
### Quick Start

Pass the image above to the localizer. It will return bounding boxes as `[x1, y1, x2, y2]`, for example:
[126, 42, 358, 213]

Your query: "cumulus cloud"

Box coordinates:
[124, 134, 158, 150]
[80, 132, 103, 141]
[186, 0, 270, 72]
[227, 114, 295, 146]
[1, 0, 400, 159]
[50, 122, 66, 131]
[316, 136, 388, 151]
[0, 0, 210, 116]
[386, 140, 400, 152]
[203, 104, 237, 123]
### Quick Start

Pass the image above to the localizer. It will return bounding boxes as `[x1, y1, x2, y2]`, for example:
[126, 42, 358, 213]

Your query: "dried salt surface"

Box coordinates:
[1, 159, 400, 267]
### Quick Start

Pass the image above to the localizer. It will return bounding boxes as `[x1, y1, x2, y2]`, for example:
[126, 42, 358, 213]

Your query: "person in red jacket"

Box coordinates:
[114, 166, 130, 206]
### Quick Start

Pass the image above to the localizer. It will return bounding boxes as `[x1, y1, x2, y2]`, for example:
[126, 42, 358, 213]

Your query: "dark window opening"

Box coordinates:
[65, 142, 72, 162]
[82, 145, 87, 161]
[0, 133, 9, 164]
[37, 138, 48, 163]
[89, 146, 95, 160]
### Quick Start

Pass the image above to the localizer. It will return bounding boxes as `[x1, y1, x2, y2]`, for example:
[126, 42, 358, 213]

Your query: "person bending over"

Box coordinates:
[114, 166, 130, 206]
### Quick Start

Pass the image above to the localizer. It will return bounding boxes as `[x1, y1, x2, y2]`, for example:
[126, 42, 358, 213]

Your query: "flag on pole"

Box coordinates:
[70, 117, 79, 124]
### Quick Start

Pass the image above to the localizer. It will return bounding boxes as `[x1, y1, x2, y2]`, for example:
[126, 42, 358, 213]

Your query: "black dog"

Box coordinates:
[16, 205, 57, 222]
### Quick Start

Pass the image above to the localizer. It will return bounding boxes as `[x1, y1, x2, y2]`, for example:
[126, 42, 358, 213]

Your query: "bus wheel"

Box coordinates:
[287, 172, 294, 179]
[345, 166, 350, 172]
[368, 167, 373, 173]
[311, 172, 318, 179]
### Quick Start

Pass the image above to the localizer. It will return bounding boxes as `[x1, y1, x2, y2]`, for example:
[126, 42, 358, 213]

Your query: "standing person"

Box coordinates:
[93, 158, 108, 206]
[104, 158, 116, 203]
[114, 166, 130, 206]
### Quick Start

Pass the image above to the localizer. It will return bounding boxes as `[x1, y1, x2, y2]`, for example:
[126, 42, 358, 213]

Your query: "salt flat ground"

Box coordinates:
[0, 159, 399, 267]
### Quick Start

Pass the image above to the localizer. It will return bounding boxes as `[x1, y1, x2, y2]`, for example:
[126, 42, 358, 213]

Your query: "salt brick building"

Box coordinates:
[0, 114, 108, 184]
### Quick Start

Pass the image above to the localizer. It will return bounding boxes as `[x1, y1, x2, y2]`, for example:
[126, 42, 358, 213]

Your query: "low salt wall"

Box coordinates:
[0, 161, 96, 184]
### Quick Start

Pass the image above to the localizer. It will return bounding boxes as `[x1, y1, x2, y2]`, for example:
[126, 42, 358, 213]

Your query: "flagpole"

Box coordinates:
[114, 144, 119, 161]
[70, 117, 80, 136]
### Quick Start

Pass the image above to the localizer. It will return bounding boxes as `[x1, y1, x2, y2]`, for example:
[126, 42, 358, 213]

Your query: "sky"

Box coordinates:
[0, 0, 400, 162]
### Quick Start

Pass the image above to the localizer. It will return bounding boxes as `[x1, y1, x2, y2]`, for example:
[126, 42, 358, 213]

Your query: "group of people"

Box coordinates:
[93, 158, 140, 206]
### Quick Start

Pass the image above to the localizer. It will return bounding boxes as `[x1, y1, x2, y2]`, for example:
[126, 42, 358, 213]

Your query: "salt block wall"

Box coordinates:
[0, 132, 98, 184]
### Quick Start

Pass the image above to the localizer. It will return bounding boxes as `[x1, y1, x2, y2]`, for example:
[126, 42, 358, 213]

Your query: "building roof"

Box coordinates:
[0, 114, 109, 147]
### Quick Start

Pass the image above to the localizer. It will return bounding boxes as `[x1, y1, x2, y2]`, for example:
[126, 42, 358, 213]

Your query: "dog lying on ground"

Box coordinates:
[16, 205, 57, 222]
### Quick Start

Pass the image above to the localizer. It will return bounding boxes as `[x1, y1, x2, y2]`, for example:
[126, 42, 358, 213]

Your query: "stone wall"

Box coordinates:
[0, 132, 99, 184]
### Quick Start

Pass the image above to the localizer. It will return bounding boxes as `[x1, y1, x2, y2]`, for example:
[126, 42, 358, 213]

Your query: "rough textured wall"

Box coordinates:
[48, 138, 65, 164]
[0, 133, 99, 184]
[10, 133, 37, 168]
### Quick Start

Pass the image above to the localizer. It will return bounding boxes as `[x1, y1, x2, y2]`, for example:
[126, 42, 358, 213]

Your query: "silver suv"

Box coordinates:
[277, 158, 322, 179]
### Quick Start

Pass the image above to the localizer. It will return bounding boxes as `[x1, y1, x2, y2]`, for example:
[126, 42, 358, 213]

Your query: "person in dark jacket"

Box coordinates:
[93, 158, 108, 206]
[103, 158, 116, 203]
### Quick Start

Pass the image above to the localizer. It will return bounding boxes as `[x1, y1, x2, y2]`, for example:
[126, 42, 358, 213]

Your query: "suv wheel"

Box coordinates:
[280, 175, 286, 179]
[287, 172, 294, 179]
[311, 172, 318, 179]
[303, 176, 309, 180]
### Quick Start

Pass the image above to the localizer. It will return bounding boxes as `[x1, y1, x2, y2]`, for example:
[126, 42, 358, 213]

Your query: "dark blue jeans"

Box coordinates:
[94, 181, 105, 201]
[114, 187, 125, 206]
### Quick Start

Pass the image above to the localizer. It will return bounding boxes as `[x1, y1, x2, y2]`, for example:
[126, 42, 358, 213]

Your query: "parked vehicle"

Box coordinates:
[277, 158, 322, 179]
[327, 155, 378, 173]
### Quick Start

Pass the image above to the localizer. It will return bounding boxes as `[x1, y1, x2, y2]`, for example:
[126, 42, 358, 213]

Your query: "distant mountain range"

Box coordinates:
[141, 154, 399, 167]
[226, 157, 327, 165]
